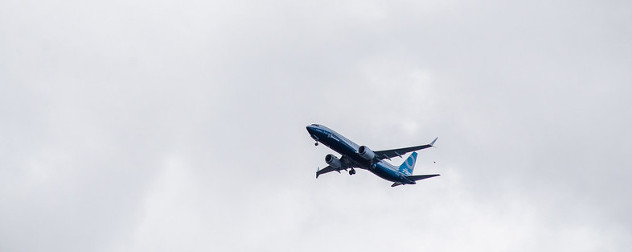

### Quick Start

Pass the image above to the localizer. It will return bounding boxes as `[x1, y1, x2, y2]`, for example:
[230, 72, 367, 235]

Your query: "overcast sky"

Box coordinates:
[1, 0, 631, 251]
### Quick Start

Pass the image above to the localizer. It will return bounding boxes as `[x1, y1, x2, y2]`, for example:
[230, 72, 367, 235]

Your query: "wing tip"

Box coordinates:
[430, 137, 438, 147]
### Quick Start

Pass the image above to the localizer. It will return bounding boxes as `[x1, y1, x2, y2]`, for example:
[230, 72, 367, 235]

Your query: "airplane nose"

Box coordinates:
[306, 125, 314, 134]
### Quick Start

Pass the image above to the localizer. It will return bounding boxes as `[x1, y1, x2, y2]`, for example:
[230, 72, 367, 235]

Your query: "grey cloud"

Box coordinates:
[1, 0, 631, 251]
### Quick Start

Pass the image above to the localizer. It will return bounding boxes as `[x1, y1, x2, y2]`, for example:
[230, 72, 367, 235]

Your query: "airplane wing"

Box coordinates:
[316, 166, 337, 178]
[375, 137, 437, 160]
[316, 155, 358, 178]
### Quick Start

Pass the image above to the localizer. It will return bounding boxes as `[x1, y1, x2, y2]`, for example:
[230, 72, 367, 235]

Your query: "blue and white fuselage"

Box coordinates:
[306, 124, 439, 186]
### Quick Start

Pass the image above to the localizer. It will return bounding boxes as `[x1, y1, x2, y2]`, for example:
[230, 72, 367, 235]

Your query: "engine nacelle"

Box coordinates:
[358, 146, 376, 160]
[325, 154, 342, 169]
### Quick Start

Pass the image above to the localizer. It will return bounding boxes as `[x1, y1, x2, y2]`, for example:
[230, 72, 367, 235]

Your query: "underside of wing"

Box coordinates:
[316, 166, 337, 178]
[374, 137, 437, 160]
[316, 155, 358, 178]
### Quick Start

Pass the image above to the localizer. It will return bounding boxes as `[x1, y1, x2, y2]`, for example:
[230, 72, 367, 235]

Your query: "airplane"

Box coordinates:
[306, 124, 440, 187]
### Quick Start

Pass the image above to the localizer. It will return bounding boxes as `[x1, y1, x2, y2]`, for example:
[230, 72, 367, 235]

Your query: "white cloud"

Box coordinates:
[1, 0, 630, 251]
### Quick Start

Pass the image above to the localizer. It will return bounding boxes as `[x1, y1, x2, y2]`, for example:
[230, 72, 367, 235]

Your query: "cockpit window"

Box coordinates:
[312, 124, 320, 127]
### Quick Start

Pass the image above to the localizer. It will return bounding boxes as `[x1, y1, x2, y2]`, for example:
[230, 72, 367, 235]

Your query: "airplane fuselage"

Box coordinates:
[306, 124, 416, 184]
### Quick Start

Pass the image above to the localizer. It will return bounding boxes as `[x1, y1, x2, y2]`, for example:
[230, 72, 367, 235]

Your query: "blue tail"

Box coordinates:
[399, 152, 418, 176]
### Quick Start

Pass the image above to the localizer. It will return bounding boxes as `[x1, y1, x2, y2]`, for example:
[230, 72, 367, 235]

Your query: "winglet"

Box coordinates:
[430, 137, 438, 147]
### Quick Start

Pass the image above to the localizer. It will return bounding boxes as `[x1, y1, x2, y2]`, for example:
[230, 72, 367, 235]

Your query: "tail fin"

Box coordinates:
[399, 152, 418, 176]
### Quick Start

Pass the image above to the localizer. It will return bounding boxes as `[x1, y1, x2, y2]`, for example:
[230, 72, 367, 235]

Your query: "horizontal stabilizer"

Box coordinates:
[407, 174, 440, 181]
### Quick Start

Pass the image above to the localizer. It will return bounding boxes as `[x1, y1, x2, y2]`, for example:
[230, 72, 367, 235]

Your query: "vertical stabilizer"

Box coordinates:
[399, 152, 418, 176]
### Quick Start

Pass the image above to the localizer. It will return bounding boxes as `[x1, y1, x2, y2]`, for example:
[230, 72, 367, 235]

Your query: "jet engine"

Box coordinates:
[325, 154, 342, 169]
[358, 146, 376, 160]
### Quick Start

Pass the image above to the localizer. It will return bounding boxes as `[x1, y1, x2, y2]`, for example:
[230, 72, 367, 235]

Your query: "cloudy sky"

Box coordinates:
[1, 0, 631, 251]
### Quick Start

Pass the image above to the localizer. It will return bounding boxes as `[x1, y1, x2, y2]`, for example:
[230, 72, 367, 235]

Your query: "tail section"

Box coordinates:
[399, 152, 418, 176]
[407, 174, 440, 181]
